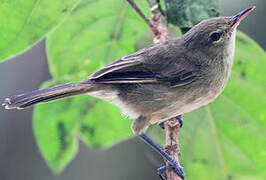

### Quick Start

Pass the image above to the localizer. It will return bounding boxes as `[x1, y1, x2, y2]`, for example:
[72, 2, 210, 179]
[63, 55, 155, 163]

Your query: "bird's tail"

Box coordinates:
[2, 82, 93, 109]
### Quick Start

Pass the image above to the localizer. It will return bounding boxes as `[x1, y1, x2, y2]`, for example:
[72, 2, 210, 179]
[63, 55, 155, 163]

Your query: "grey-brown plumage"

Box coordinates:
[2, 8, 255, 135]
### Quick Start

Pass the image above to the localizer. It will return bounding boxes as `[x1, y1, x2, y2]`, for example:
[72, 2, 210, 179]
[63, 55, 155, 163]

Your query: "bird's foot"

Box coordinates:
[138, 134, 185, 180]
[157, 162, 185, 180]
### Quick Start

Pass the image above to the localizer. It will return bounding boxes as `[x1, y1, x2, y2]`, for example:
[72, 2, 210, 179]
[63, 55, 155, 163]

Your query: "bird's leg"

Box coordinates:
[158, 115, 183, 129]
[138, 133, 185, 180]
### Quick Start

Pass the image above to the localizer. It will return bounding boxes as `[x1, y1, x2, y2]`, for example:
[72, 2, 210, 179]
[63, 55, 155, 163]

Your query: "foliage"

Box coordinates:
[0, 0, 81, 61]
[34, 78, 132, 173]
[1, 0, 265, 178]
[164, 0, 219, 32]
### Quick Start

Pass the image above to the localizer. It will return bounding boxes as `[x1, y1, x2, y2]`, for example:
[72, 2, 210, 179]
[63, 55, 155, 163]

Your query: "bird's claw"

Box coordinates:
[138, 134, 185, 180]
[157, 163, 185, 180]
[157, 165, 171, 180]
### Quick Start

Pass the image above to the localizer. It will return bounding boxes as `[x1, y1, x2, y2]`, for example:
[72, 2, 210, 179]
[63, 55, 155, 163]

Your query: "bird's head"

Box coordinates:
[183, 7, 255, 61]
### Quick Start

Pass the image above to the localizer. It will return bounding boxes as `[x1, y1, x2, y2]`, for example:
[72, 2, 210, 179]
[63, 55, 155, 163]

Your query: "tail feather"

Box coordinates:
[2, 82, 92, 109]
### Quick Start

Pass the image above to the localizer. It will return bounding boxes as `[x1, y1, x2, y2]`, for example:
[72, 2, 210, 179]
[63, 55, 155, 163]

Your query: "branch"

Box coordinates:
[127, 1, 182, 180]
[146, 0, 169, 43]
[164, 118, 182, 180]
[127, 0, 168, 43]
[126, 0, 156, 32]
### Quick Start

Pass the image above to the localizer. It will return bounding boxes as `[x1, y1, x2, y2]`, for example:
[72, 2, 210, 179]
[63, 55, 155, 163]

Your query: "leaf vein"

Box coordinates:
[205, 105, 227, 178]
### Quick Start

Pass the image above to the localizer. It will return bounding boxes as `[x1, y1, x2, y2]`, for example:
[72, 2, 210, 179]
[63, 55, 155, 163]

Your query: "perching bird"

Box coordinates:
[2, 7, 255, 180]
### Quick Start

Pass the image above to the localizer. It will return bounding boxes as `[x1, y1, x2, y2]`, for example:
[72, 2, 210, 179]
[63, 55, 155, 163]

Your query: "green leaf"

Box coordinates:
[0, 0, 80, 61]
[148, 32, 266, 179]
[33, 79, 80, 173]
[164, 0, 219, 29]
[34, 0, 149, 173]
[34, 79, 132, 173]
[46, 0, 150, 79]
[134, 24, 182, 50]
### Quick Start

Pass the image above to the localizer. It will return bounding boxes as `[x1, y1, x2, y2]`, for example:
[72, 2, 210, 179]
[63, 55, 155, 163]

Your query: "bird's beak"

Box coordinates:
[230, 6, 256, 30]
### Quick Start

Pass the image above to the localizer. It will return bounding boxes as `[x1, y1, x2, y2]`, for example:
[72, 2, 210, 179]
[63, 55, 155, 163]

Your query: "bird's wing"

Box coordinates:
[86, 42, 201, 87]
[155, 61, 201, 88]
[88, 49, 148, 82]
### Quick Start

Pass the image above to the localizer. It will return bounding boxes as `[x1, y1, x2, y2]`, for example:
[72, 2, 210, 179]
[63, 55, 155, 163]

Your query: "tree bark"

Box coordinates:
[164, 118, 182, 180]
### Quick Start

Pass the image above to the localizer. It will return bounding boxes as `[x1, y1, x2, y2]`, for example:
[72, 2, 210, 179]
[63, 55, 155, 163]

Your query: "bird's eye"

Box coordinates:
[210, 32, 221, 42]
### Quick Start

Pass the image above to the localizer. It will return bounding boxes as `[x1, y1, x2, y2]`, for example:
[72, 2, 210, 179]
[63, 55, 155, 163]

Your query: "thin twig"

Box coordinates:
[126, 0, 154, 29]
[156, 0, 165, 16]
[146, 0, 168, 43]
[127, 0, 163, 42]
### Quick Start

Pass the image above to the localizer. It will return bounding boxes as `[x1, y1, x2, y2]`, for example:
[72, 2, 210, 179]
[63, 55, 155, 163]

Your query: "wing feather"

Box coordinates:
[85, 40, 201, 86]
[90, 59, 141, 79]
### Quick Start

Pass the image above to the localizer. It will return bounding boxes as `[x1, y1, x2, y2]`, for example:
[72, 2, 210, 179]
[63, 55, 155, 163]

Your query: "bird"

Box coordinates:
[2, 6, 255, 180]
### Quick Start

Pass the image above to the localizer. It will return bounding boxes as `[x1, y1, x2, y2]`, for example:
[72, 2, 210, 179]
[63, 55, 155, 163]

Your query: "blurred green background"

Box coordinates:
[0, 0, 265, 180]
